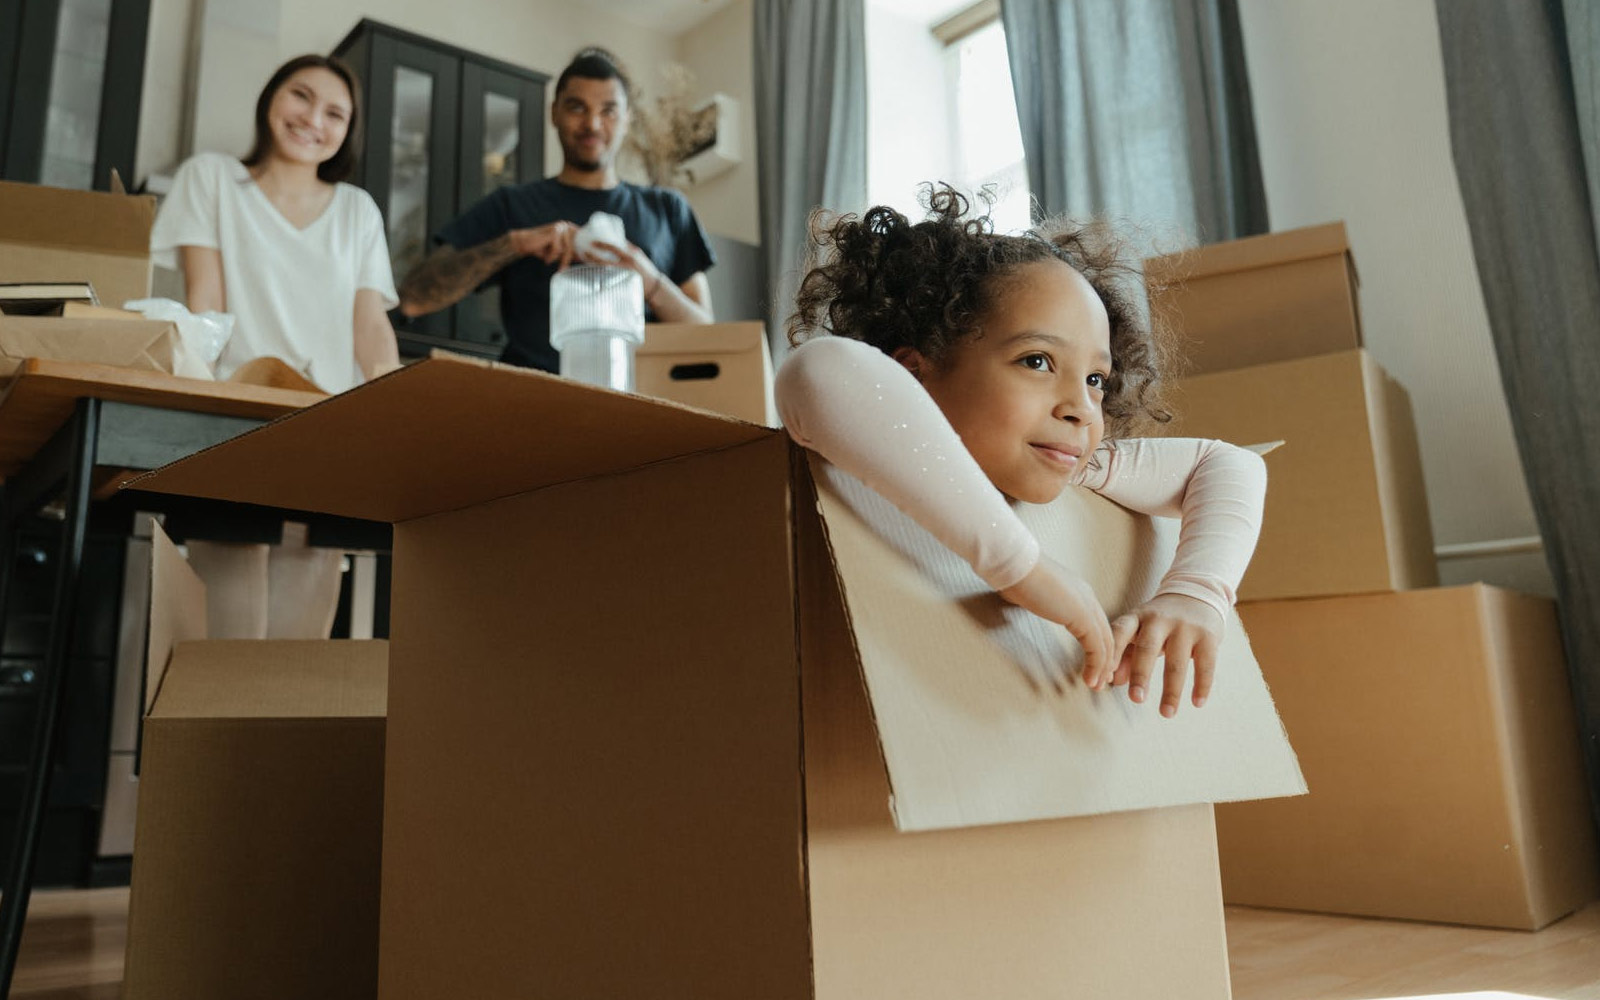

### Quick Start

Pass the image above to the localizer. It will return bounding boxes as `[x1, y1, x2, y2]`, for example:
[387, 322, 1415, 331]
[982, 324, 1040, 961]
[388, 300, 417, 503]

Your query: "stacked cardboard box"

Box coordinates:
[128, 355, 1307, 998]
[0, 180, 216, 380]
[1147, 225, 1599, 929]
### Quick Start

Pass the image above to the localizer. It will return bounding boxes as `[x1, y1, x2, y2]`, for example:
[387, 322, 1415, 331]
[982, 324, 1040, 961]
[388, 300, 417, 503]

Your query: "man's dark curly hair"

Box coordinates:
[787, 187, 1173, 435]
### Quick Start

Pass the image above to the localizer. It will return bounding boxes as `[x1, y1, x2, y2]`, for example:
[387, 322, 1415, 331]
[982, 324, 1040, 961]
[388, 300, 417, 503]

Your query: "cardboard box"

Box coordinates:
[637, 320, 776, 425]
[1218, 585, 1600, 930]
[1167, 348, 1438, 600]
[1146, 221, 1361, 374]
[0, 179, 155, 310]
[0, 315, 209, 378]
[122, 526, 386, 999]
[134, 356, 1304, 999]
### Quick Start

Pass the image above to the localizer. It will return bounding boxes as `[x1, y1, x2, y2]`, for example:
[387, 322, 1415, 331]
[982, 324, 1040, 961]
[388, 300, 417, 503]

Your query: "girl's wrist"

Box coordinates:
[646, 273, 663, 303]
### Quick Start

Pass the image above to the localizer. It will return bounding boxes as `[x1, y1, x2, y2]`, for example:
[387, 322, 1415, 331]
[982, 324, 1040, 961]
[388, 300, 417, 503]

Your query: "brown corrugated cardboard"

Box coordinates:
[0, 315, 209, 378]
[1146, 221, 1361, 374]
[636, 320, 776, 425]
[1167, 348, 1437, 600]
[0, 180, 155, 310]
[123, 526, 386, 999]
[132, 355, 1303, 999]
[1218, 585, 1600, 930]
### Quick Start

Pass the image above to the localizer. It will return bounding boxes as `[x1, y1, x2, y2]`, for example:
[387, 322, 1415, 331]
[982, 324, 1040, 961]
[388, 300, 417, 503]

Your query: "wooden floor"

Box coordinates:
[8, 889, 1600, 998]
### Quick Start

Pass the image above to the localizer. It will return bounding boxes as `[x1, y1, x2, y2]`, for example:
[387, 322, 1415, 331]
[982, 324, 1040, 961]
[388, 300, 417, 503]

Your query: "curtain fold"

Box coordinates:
[999, 0, 1266, 242]
[753, 0, 869, 357]
[1435, 0, 1600, 829]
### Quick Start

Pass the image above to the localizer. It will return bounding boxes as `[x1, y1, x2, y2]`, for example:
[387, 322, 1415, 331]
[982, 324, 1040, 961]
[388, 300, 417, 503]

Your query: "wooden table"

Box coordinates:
[0, 359, 320, 993]
[0, 358, 322, 478]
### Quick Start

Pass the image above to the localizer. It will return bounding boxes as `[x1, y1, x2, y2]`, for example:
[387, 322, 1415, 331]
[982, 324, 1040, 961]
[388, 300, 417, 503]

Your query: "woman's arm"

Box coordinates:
[353, 288, 402, 381]
[178, 245, 226, 314]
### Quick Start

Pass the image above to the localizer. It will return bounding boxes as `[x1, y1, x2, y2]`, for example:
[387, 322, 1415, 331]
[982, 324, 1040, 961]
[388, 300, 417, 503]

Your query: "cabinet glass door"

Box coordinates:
[365, 35, 457, 342]
[38, 0, 109, 189]
[453, 63, 542, 350]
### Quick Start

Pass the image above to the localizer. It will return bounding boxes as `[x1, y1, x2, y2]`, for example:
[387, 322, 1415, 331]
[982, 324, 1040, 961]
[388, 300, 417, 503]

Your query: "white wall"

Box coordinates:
[674, 0, 759, 244]
[1237, 0, 1553, 595]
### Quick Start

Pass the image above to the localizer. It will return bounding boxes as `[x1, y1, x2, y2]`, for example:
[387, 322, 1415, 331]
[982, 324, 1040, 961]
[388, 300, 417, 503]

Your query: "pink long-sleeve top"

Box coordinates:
[775, 335, 1267, 624]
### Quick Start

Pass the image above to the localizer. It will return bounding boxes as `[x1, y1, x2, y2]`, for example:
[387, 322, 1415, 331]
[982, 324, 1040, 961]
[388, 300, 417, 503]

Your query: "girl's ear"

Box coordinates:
[892, 346, 929, 381]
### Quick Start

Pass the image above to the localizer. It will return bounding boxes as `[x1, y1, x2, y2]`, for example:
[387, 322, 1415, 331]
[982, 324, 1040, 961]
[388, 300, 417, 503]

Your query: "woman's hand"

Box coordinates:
[1108, 594, 1223, 717]
[998, 556, 1113, 689]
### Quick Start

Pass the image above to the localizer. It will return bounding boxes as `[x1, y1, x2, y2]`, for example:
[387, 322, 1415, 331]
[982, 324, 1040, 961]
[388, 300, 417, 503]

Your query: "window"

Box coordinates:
[866, 1, 1031, 231]
[945, 17, 1031, 232]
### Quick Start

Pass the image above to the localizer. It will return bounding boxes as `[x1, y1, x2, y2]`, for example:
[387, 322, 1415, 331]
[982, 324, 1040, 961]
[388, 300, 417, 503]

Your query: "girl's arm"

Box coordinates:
[178, 245, 226, 314]
[353, 288, 403, 381]
[775, 336, 1112, 681]
[1075, 438, 1267, 625]
[1074, 438, 1267, 716]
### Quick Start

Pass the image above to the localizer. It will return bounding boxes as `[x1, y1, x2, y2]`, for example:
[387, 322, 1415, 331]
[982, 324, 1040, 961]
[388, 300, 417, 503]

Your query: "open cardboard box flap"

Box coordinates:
[132, 354, 1302, 831]
[131, 354, 769, 522]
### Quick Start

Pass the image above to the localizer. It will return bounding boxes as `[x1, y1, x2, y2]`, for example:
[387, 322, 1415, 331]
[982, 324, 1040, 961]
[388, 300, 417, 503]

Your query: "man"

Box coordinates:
[398, 47, 715, 371]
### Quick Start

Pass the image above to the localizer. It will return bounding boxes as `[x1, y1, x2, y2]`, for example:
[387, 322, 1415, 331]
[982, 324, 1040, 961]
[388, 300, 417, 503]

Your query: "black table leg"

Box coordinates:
[0, 398, 99, 996]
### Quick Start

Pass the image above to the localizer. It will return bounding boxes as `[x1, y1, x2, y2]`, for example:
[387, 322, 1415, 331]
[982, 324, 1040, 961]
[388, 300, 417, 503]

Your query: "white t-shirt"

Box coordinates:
[150, 152, 398, 393]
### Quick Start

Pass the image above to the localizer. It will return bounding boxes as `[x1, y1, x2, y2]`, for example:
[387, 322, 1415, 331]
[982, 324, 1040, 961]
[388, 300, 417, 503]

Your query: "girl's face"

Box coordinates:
[900, 258, 1112, 504]
[265, 67, 353, 168]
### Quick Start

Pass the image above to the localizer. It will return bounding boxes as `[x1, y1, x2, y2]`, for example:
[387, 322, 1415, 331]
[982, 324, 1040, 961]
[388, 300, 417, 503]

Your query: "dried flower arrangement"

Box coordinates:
[626, 64, 720, 188]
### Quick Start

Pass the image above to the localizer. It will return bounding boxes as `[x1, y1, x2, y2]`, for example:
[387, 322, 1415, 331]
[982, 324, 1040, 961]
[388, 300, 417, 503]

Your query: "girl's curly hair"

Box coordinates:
[787, 187, 1174, 435]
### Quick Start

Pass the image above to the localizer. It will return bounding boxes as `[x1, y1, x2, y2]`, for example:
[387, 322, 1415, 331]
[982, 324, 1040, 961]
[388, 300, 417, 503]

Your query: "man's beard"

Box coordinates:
[563, 151, 603, 172]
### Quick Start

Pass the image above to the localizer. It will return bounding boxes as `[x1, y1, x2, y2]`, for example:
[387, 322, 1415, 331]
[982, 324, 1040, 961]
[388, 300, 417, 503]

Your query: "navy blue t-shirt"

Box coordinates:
[435, 178, 716, 371]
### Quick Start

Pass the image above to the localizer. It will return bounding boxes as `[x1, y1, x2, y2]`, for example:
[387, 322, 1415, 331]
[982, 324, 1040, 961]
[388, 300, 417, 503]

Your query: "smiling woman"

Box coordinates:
[150, 54, 401, 394]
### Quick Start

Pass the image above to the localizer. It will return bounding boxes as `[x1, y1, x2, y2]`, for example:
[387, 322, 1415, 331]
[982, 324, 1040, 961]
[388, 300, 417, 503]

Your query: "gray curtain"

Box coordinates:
[1435, 0, 1600, 829]
[999, 0, 1266, 242]
[753, 0, 869, 358]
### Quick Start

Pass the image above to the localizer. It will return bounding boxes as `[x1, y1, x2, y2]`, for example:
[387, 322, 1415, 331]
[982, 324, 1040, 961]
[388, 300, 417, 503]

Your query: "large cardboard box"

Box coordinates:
[1145, 221, 1361, 375]
[0, 180, 155, 310]
[134, 356, 1304, 999]
[1167, 348, 1438, 600]
[637, 320, 776, 425]
[0, 315, 208, 378]
[122, 526, 386, 999]
[1218, 585, 1600, 930]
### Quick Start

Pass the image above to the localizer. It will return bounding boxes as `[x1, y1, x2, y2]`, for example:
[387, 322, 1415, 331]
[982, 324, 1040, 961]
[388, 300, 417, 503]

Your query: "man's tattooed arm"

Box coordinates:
[397, 236, 519, 318]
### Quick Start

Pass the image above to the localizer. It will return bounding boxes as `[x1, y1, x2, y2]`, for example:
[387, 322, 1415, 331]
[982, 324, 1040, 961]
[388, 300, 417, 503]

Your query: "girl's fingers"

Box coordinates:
[1106, 614, 1138, 689]
[1192, 635, 1219, 707]
[1160, 633, 1192, 718]
[1125, 625, 1168, 705]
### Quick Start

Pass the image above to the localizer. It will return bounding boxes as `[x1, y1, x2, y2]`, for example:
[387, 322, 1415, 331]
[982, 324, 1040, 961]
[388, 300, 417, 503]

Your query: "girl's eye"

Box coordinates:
[1019, 353, 1053, 372]
[1086, 372, 1107, 390]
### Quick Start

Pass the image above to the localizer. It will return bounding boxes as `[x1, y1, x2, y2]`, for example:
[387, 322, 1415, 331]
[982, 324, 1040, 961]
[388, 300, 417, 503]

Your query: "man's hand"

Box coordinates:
[582, 239, 665, 298]
[510, 221, 580, 269]
[1108, 593, 1223, 717]
[998, 556, 1113, 690]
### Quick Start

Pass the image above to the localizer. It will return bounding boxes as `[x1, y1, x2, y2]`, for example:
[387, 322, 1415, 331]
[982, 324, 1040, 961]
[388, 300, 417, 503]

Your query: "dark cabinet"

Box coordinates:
[333, 20, 547, 359]
[0, 0, 150, 191]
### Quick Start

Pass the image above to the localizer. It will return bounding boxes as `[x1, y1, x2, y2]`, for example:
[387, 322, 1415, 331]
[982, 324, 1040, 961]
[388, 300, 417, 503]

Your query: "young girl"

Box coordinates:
[776, 190, 1266, 718]
[152, 54, 400, 393]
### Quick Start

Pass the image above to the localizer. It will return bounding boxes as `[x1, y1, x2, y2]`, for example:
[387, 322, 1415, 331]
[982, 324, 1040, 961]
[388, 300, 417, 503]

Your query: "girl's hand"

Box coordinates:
[1108, 594, 1223, 717]
[998, 556, 1113, 689]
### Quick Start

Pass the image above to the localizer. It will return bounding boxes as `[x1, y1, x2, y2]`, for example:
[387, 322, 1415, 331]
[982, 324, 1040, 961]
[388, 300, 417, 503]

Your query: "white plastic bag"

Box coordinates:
[123, 298, 234, 366]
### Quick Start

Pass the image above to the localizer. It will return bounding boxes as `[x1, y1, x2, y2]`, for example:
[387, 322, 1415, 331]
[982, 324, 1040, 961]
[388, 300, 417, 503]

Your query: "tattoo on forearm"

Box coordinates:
[398, 235, 519, 314]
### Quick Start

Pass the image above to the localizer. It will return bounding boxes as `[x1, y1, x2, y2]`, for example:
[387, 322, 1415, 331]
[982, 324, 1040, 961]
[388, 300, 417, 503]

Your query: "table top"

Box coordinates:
[0, 358, 323, 477]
